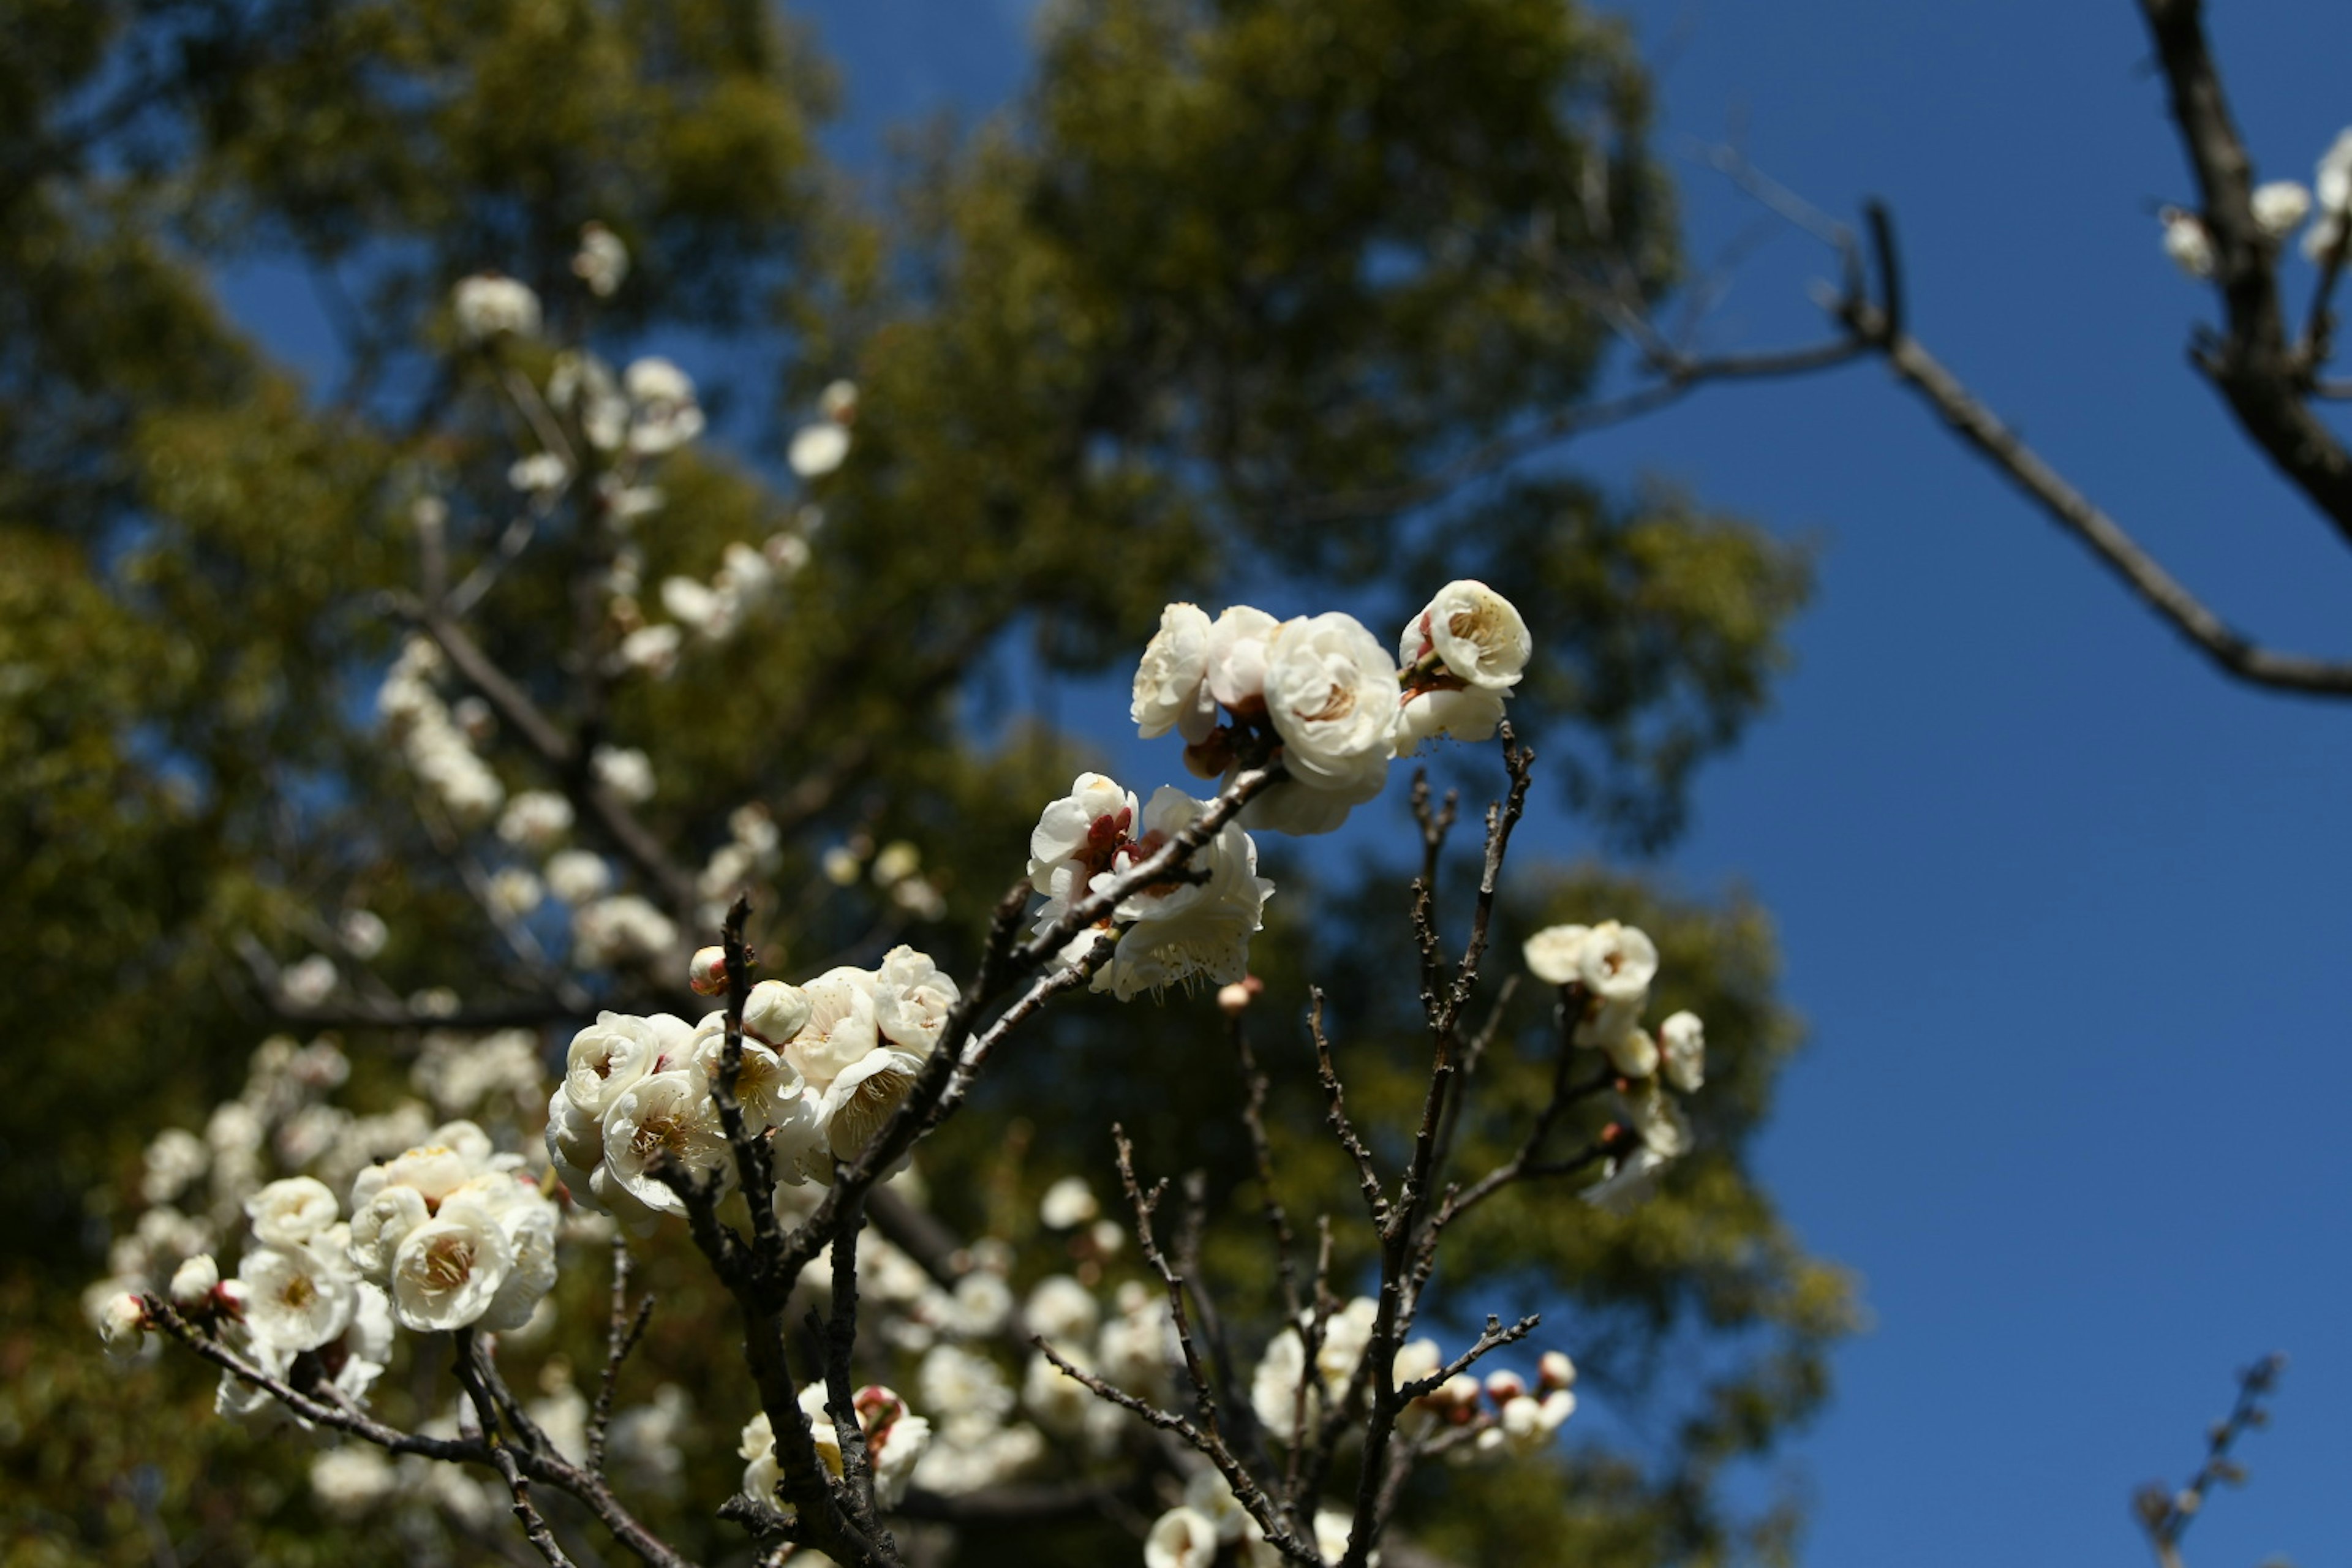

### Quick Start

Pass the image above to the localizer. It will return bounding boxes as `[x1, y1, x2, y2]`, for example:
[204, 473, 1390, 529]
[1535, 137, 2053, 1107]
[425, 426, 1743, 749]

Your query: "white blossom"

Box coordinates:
[1146, 1507, 1223, 1568]
[2308, 129, 2352, 262]
[600, 1069, 732, 1215]
[1539, 1349, 1577, 1390]
[497, 791, 574, 853]
[141, 1128, 209, 1205]
[96, 1291, 149, 1362]
[1025, 1275, 1100, 1342]
[1095, 788, 1273, 1000]
[2161, 208, 2215, 279]
[624, 358, 704, 455]
[784, 968, 881, 1093]
[919, 1343, 1016, 1428]
[1022, 1347, 1097, 1436]
[873, 945, 958, 1054]
[1039, 1176, 1099, 1231]
[1523, 923, 1589, 986]
[1205, 605, 1280, 712]
[508, 453, 570, 495]
[339, 910, 389, 960]
[1401, 579, 1531, 692]
[452, 273, 541, 341]
[346, 1184, 430, 1280]
[388, 1200, 513, 1332]
[564, 1011, 687, 1117]
[545, 849, 613, 907]
[1396, 684, 1507, 750]
[1133, 603, 1219, 742]
[281, 954, 338, 1008]
[483, 865, 543, 918]
[818, 1047, 924, 1161]
[571, 221, 630, 297]
[573, 894, 677, 966]
[1314, 1508, 1373, 1566]
[744, 980, 813, 1047]
[309, 1446, 398, 1520]
[170, 1253, 220, 1311]
[788, 420, 851, 478]
[1659, 1010, 1706, 1093]
[238, 1241, 357, 1352]
[2253, 180, 2312, 238]
[1577, 921, 1658, 1003]
[1262, 612, 1398, 801]
[245, 1177, 338, 1248]
[593, 745, 656, 804]
[618, 622, 684, 677]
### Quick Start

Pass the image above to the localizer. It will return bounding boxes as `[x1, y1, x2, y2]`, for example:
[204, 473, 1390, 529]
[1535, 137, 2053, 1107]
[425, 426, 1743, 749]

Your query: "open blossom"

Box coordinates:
[783, 968, 881, 1092]
[564, 1012, 687, 1117]
[389, 1204, 511, 1332]
[1523, 924, 1589, 986]
[573, 895, 677, 966]
[593, 745, 656, 804]
[1578, 920, 1658, 1002]
[818, 1047, 924, 1161]
[1132, 603, 1219, 742]
[600, 1070, 732, 1215]
[874, 945, 959, 1054]
[1401, 579, 1531, 692]
[1025, 1273, 1100, 1341]
[1256, 612, 1397, 833]
[451, 273, 540, 341]
[1027, 772, 1138, 902]
[1397, 684, 1506, 750]
[1092, 787, 1273, 1001]
[239, 1240, 358, 1352]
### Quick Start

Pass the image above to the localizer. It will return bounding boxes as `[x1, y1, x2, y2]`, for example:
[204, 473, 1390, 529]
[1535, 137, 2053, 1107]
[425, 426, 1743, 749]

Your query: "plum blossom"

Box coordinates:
[2161, 208, 2215, 279]
[1145, 1507, 1223, 1568]
[1254, 612, 1398, 835]
[2253, 180, 2312, 238]
[571, 222, 629, 297]
[1132, 603, 1219, 742]
[1659, 1010, 1706, 1093]
[1401, 579, 1531, 692]
[624, 358, 704, 455]
[452, 273, 540, 341]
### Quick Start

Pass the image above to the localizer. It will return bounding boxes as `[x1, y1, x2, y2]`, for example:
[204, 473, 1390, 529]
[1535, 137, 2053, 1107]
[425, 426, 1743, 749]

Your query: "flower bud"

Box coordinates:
[170, 1254, 221, 1312]
[688, 946, 728, 997]
[1216, 981, 1253, 1016]
[1483, 1370, 1527, 1403]
[97, 1292, 149, 1360]
[1538, 1349, 1577, 1392]
[744, 981, 813, 1047]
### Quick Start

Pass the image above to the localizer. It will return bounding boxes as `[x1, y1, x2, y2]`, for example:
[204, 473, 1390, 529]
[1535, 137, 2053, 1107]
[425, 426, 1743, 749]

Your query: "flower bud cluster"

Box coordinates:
[1523, 918, 1708, 1212]
[1027, 775, 1275, 1001]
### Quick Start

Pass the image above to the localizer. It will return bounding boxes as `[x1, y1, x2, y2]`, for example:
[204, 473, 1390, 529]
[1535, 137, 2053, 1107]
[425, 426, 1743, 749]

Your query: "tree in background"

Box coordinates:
[0, 1, 1848, 1563]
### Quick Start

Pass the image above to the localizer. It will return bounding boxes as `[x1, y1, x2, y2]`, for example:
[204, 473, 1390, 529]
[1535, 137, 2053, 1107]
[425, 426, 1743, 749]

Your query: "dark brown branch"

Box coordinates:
[2132, 1353, 2285, 1568]
[454, 1332, 579, 1568]
[588, 1235, 655, 1479]
[1308, 989, 1387, 1225]
[1230, 1014, 1302, 1324]
[2137, 0, 2352, 543]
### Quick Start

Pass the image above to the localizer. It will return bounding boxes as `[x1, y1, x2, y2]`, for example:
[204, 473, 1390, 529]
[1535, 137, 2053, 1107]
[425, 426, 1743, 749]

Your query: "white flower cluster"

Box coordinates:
[479, 783, 680, 971]
[545, 946, 957, 1220]
[1027, 775, 1275, 1001]
[2159, 127, 2352, 275]
[617, 529, 813, 676]
[379, 635, 505, 823]
[1144, 1469, 1390, 1567]
[1523, 919, 1707, 1212]
[739, 1382, 930, 1514]
[98, 1118, 559, 1415]
[1129, 581, 1529, 838]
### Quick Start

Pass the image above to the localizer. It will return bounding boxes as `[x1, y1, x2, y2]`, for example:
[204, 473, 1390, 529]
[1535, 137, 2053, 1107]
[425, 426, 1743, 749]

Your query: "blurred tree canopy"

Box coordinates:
[0, 0, 1846, 1563]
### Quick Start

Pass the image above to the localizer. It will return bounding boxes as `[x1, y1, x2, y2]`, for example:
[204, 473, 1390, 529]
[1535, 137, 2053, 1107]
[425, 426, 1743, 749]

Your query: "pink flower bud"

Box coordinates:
[689, 946, 728, 996]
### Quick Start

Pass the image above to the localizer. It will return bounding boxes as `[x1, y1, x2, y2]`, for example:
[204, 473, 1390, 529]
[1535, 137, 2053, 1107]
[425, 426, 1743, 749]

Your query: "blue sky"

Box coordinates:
[221, 2, 2352, 1562]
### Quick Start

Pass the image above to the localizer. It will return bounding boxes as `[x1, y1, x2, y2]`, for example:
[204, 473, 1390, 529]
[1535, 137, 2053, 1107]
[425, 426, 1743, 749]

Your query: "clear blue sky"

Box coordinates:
[222, 2, 2352, 1562]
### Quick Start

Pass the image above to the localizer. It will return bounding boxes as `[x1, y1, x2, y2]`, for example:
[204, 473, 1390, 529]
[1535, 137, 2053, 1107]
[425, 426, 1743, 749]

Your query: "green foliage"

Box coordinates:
[0, 0, 1842, 1562]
